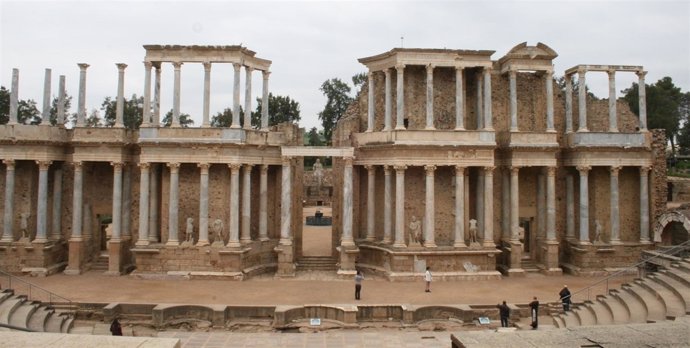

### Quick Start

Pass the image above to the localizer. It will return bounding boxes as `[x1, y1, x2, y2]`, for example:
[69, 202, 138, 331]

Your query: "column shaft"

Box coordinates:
[510, 167, 520, 241]
[172, 62, 182, 127]
[121, 164, 132, 238]
[166, 163, 180, 245]
[2, 161, 16, 242]
[365, 165, 376, 241]
[546, 167, 556, 241]
[71, 162, 83, 241]
[546, 70, 555, 131]
[454, 166, 465, 247]
[425, 65, 435, 130]
[342, 157, 354, 246]
[149, 164, 160, 242]
[34, 161, 51, 242]
[608, 69, 618, 132]
[241, 164, 253, 243]
[111, 162, 123, 241]
[566, 174, 575, 239]
[565, 74, 573, 132]
[483, 68, 493, 130]
[477, 171, 484, 237]
[383, 166, 392, 243]
[51, 166, 63, 240]
[455, 67, 465, 130]
[142, 62, 152, 126]
[9, 69, 19, 125]
[637, 71, 647, 130]
[77, 64, 89, 127]
[578, 166, 591, 243]
[202, 62, 211, 127]
[153, 65, 161, 126]
[537, 173, 545, 239]
[476, 72, 483, 129]
[509, 70, 518, 131]
[393, 165, 407, 247]
[280, 157, 292, 245]
[395, 65, 405, 130]
[610, 166, 621, 243]
[259, 165, 269, 240]
[228, 164, 241, 247]
[57, 75, 66, 125]
[137, 163, 150, 246]
[424, 165, 437, 247]
[384, 69, 392, 131]
[577, 70, 588, 131]
[501, 168, 510, 240]
[42, 68, 51, 123]
[232, 63, 241, 128]
[244, 67, 253, 129]
[640, 167, 650, 242]
[366, 71, 374, 132]
[115, 63, 127, 127]
[482, 167, 495, 246]
[261, 71, 270, 130]
[197, 163, 210, 246]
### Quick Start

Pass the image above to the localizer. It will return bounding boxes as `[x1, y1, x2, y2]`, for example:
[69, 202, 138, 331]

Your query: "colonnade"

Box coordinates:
[508, 69, 555, 132]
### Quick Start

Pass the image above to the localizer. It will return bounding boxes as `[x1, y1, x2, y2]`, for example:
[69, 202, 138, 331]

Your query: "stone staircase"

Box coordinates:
[552, 256, 690, 328]
[0, 289, 74, 333]
[90, 253, 109, 272]
[520, 259, 540, 273]
[296, 256, 338, 271]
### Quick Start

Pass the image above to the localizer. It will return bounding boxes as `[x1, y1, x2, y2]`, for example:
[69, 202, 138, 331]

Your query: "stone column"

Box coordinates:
[71, 162, 84, 241]
[202, 62, 212, 128]
[33, 161, 51, 243]
[455, 67, 465, 130]
[342, 157, 355, 246]
[395, 64, 405, 130]
[1, 160, 16, 242]
[384, 69, 392, 131]
[476, 72, 483, 129]
[425, 64, 435, 130]
[640, 166, 651, 242]
[76, 63, 89, 127]
[110, 162, 123, 242]
[609, 166, 621, 244]
[166, 163, 180, 246]
[42, 68, 51, 123]
[57, 75, 66, 125]
[8, 69, 19, 125]
[261, 71, 270, 131]
[121, 164, 132, 239]
[546, 70, 555, 132]
[393, 165, 407, 247]
[280, 157, 292, 245]
[366, 71, 374, 132]
[136, 163, 150, 246]
[365, 165, 376, 241]
[424, 165, 437, 247]
[510, 166, 520, 241]
[608, 69, 618, 132]
[509, 69, 518, 131]
[565, 74, 573, 133]
[197, 163, 210, 246]
[577, 69, 588, 132]
[228, 163, 241, 247]
[566, 174, 575, 239]
[244, 67, 253, 130]
[577, 165, 591, 243]
[115, 63, 127, 128]
[149, 164, 160, 242]
[477, 170, 484, 237]
[241, 164, 253, 243]
[172, 62, 182, 127]
[383, 165, 392, 243]
[142, 62, 152, 127]
[483, 67, 493, 130]
[454, 166, 465, 247]
[232, 63, 241, 129]
[546, 167, 556, 241]
[51, 165, 63, 241]
[537, 172, 545, 239]
[501, 168, 510, 240]
[153, 64, 161, 126]
[637, 70, 647, 131]
[259, 165, 269, 241]
[483, 166, 495, 246]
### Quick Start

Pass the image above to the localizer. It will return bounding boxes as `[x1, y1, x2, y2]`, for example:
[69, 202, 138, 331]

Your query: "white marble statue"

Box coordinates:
[211, 219, 224, 247]
[19, 212, 30, 241]
[409, 215, 422, 246]
[313, 158, 324, 187]
[468, 219, 478, 243]
[594, 219, 604, 244]
[185, 217, 194, 243]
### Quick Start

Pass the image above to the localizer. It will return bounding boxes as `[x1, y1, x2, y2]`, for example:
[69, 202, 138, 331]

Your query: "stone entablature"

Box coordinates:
[358, 48, 494, 71]
[354, 130, 496, 147]
[498, 42, 558, 73]
[143, 45, 271, 70]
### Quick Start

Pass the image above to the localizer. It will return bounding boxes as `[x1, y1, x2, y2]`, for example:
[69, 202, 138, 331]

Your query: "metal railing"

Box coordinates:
[571, 240, 690, 302]
[0, 268, 76, 314]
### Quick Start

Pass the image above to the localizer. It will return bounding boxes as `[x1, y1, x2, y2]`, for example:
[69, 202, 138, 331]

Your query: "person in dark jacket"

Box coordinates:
[529, 296, 539, 329]
[559, 285, 572, 312]
[497, 301, 510, 327]
[110, 318, 123, 336]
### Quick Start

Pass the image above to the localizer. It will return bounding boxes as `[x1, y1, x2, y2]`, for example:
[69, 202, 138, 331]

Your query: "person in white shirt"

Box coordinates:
[354, 270, 364, 300]
[424, 267, 432, 292]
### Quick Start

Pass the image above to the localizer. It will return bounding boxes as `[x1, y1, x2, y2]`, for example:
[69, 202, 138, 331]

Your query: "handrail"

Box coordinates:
[569, 240, 690, 302]
[0, 322, 35, 332]
[0, 268, 76, 314]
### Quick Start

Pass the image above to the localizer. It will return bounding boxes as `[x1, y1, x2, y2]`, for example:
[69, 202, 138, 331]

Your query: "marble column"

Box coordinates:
[510, 166, 520, 241]
[393, 165, 407, 247]
[76, 63, 89, 127]
[365, 165, 376, 241]
[477, 170, 485, 237]
[455, 67, 465, 130]
[202, 62, 211, 128]
[228, 163, 241, 247]
[424, 165, 437, 247]
[425, 64, 435, 130]
[476, 72, 483, 129]
[483, 67, 493, 130]
[232, 63, 241, 129]
[366, 71, 374, 132]
[259, 165, 269, 241]
[244, 67, 253, 130]
[482, 166, 495, 247]
[241, 164, 253, 244]
[509, 69, 518, 131]
[384, 69, 392, 131]
[197, 163, 210, 246]
[537, 172, 545, 239]
[577, 166, 591, 243]
[70, 162, 84, 241]
[153, 64, 161, 126]
[149, 164, 160, 242]
[395, 64, 405, 130]
[2, 160, 16, 242]
[142, 62, 152, 127]
[546, 167, 556, 241]
[8, 69, 18, 125]
[609, 166, 621, 244]
[565, 74, 573, 133]
[342, 157, 355, 246]
[280, 157, 292, 245]
[454, 166, 465, 247]
[166, 163, 180, 246]
[33, 161, 51, 243]
[566, 174, 575, 239]
[640, 166, 651, 242]
[136, 163, 150, 246]
[261, 71, 270, 131]
[110, 162, 123, 242]
[383, 165, 392, 244]
[546, 70, 555, 132]
[51, 165, 63, 241]
[501, 168, 510, 240]
[637, 70, 648, 131]
[57, 75, 66, 125]
[121, 164, 132, 239]
[172, 62, 182, 127]
[608, 69, 618, 132]
[577, 69, 588, 132]
[115, 63, 127, 128]
[42, 68, 51, 123]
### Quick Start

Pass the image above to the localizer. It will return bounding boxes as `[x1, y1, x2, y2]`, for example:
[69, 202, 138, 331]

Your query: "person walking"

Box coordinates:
[529, 296, 539, 329]
[110, 318, 123, 336]
[424, 267, 432, 292]
[497, 301, 510, 327]
[354, 270, 364, 300]
[559, 285, 571, 312]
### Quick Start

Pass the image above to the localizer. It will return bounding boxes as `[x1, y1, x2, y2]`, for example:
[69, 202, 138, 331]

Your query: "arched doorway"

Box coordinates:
[660, 221, 689, 246]
[654, 211, 690, 245]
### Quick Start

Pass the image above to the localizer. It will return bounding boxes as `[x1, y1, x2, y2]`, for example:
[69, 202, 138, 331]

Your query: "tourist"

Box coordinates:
[354, 270, 364, 300]
[424, 266, 432, 292]
[110, 318, 123, 336]
[529, 296, 539, 329]
[497, 301, 510, 327]
[559, 285, 571, 312]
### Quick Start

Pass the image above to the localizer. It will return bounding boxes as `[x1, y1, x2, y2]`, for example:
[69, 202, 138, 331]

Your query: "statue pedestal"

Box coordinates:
[64, 239, 84, 275]
[274, 243, 295, 278]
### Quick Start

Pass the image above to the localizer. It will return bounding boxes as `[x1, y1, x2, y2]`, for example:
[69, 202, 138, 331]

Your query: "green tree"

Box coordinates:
[85, 108, 102, 127]
[673, 92, 690, 155]
[101, 94, 144, 129]
[49, 93, 73, 126]
[318, 78, 353, 143]
[352, 72, 367, 95]
[307, 127, 324, 146]
[250, 93, 301, 128]
[0, 86, 41, 125]
[211, 106, 246, 128]
[555, 76, 597, 100]
[162, 109, 194, 128]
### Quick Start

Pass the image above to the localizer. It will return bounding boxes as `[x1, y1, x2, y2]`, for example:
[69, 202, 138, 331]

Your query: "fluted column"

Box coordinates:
[546, 70, 555, 132]
[280, 157, 292, 245]
[232, 63, 241, 129]
[197, 163, 210, 246]
[383, 165, 392, 243]
[608, 69, 618, 132]
[483, 166, 495, 246]
[202, 62, 211, 128]
[110, 162, 123, 242]
[483, 67, 493, 130]
[171, 62, 182, 127]
[76, 63, 89, 127]
[577, 69, 588, 132]
[57, 75, 66, 125]
[424, 165, 437, 247]
[395, 64, 405, 130]
[244, 67, 253, 130]
[425, 64, 435, 130]
[115, 63, 127, 127]
[142, 62, 152, 127]
[2, 160, 16, 242]
[640, 166, 651, 242]
[241, 164, 253, 244]
[136, 163, 151, 246]
[8, 69, 19, 125]
[637, 70, 647, 131]
[566, 174, 575, 239]
[33, 161, 51, 243]
[259, 165, 269, 241]
[384, 69, 392, 131]
[51, 165, 63, 241]
[149, 164, 160, 242]
[153, 64, 161, 126]
[393, 165, 407, 247]
[71, 162, 84, 241]
[577, 165, 591, 243]
[609, 166, 621, 244]
[366, 71, 374, 132]
[228, 163, 241, 247]
[342, 157, 355, 246]
[42, 68, 51, 123]
[476, 72, 483, 129]
[546, 167, 556, 241]
[455, 67, 465, 130]
[166, 163, 180, 246]
[261, 71, 270, 131]
[365, 165, 376, 241]
[501, 168, 510, 240]
[509, 69, 518, 131]
[454, 166, 465, 247]
[565, 74, 573, 133]
[510, 167, 520, 241]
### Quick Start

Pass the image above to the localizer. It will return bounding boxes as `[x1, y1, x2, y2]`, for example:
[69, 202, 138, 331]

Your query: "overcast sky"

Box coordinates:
[1, 0, 689, 130]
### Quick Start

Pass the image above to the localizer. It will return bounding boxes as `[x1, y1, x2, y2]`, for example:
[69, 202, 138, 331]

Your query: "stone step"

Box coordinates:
[675, 260, 690, 273]
[0, 296, 25, 324]
[611, 288, 648, 323]
[560, 312, 580, 327]
[44, 312, 66, 333]
[551, 315, 564, 328]
[649, 274, 690, 314]
[8, 302, 39, 328]
[27, 307, 53, 332]
[599, 294, 630, 324]
[61, 316, 74, 333]
[589, 300, 613, 325]
[666, 266, 690, 285]
[573, 303, 597, 326]
[638, 279, 685, 318]
[624, 283, 666, 322]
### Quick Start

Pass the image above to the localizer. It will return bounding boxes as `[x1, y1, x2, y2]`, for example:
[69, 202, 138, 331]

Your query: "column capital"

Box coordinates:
[228, 163, 242, 171]
[343, 156, 354, 167]
[245, 66, 254, 73]
[640, 166, 651, 175]
[577, 68, 587, 77]
[172, 61, 183, 69]
[77, 63, 90, 70]
[36, 160, 52, 170]
[395, 63, 405, 72]
[384, 68, 392, 77]
[244, 163, 254, 170]
[144, 61, 153, 69]
[233, 63, 242, 71]
[610, 165, 622, 175]
[454, 65, 464, 72]
[545, 68, 553, 76]
[364, 164, 376, 172]
[483, 66, 493, 73]
[72, 161, 84, 170]
[483, 166, 495, 174]
[262, 70, 271, 79]
[393, 164, 407, 172]
[197, 162, 210, 172]
[546, 166, 557, 177]
[426, 64, 435, 73]
[138, 162, 151, 171]
[281, 156, 292, 166]
[110, 162, 124, 171]
[510, 166, 521, 175]
[424, 165, 437, 175]
[576, 165, 591, 174]
[260, 164, 269, 174]
[455, 165, 466, 175]
[636, 70, 647, 79]
[2, 159, 15, 169]
[383, 165, 392, 175]
[202, 62, 212, 71]
[564, 74, 572, 82]
[116, 63, 128, 71]
[167, 162, 180, 173]
[509, 68, 517, 77]
[607, 68, 616, 78]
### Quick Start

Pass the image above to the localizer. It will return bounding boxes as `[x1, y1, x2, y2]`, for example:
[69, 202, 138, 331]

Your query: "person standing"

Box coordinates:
[497, 301, 510, 327]
[424, 267, 432, 292]
[354, 270, 364, 300]
[110, 318, 123, 336]
[559, 285, 571, 312]
[529, 296, 539, 329]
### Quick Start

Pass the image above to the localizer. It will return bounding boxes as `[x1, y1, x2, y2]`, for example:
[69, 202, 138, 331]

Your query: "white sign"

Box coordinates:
[310, 318, 321, 326]
[478, 317, 491, 325]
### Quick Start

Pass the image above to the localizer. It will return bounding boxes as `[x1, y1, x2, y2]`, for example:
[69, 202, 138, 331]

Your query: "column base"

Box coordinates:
[195, 240, 210, 247]
[453, 242, 467, 248]
[65, 240, 84, 275]
[32, 238, 48, 244]
[341, 240, 355, 247]
[259, 236, 270, 242]
[165, 240, 179, 247]
[240, 238, 252, 244]
[394, 125, 406, 130]
[279, 238, 292, 246]
[454, 127, 465, 131]
[383, 127, 391, 132]
[230, 124, 241, 129]
[609, 239, 622, 245]
[382, 237, 392, 244]
[425, 126, 436, 130]
[392, 242, 407, 248]
[424, 242, 438, 248]
[226, 240, 241, 248]
[365, 236, 375, 242]
[135, 239, 150, 247]
[108, 240, 122, 275]
[639, 240, 653, 245]
[482, 241, 495, 248]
